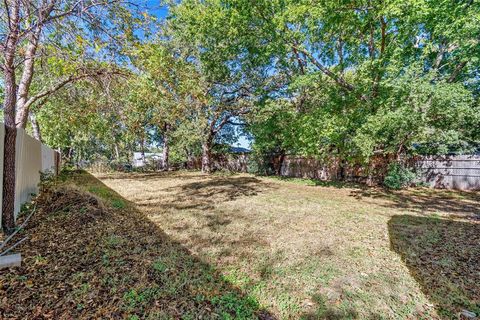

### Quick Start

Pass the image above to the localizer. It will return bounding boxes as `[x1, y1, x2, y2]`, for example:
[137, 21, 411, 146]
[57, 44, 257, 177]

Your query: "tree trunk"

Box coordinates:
[2, 125, 17, 235]
[15, 5, 53, 129]
[184, 147, 192, 169]
[141, 137, 146, 163]
[29, 113, 42, 142]
[277, 151, 286, 176]
[15, 35, 40, 128]
[114, 144, 120, 161]
[2, 0, 20, 234]
[338, 159, 347, 181]
[161, 123, 170, 170]
[67, 147, 74, 163]
[162, 136, 170, 171]
[201, 135, 214, 174]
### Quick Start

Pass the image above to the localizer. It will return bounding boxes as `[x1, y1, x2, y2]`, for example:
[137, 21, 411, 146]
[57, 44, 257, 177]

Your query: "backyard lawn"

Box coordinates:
[1, 170, 479, 319]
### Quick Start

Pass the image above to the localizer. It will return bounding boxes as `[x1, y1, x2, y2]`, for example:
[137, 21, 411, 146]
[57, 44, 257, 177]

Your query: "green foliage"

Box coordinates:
[242, 0, 480, 170]
[246, 151, 274, 176]
[384, 163, 417, 190]
[27, 0, 480, 178]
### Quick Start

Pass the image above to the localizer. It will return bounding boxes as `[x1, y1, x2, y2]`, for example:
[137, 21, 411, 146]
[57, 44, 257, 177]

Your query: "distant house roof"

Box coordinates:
[133, 152, 163, 160]
[230, 147, 251, 153]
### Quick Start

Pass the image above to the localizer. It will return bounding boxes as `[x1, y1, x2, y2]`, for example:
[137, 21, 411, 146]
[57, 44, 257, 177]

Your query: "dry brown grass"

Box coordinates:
[93, 171, 480, 319]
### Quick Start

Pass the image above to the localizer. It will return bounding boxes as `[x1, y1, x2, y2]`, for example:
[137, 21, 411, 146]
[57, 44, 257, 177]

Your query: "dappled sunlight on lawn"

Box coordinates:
[93, 171, 480, 318]
[389, 215, 480, 318]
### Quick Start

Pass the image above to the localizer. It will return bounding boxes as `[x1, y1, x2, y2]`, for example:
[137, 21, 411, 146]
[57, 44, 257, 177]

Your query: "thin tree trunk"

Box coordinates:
[114, 144, 120, 161]
[277, 151, 286, 176]
[162, 127, 170, 171]
[141, 137, 146, 163]
[15, 35, 40, 128]
[15, 5, 53, 129]
[338, 159, 347, 181]
[67, 147, 74, 163]
[184, 147, 192, 169]
[29, 113, 42, 142]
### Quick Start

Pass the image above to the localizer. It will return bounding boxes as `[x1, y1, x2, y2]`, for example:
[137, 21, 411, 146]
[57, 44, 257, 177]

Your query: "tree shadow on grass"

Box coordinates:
[97, 170, 207, 181]
[133, 174, 276, 263]
[0, 170, 276, 319]
[352, 188, 480, 220]
[266, 176, 365, 189]
[388, 215, 480, 318]
[162, 175, 275, 211]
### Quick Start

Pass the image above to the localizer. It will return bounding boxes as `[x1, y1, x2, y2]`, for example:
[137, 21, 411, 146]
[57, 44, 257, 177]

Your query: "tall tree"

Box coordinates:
[0, 0, 145, 233]
[1, 0, 21, 233]
[165, 0, 270, 172]
[236, 0, 480, 168]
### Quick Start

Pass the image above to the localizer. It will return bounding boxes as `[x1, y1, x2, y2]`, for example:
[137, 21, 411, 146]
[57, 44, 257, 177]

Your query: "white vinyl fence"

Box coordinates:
[0, 123, 60, 225]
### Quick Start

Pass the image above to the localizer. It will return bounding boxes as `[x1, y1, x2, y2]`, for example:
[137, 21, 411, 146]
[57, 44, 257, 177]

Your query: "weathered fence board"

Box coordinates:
[415, 155, 480, 190]
[280, 156, 338, 180]
[278, 154, 480, 190]
[0, 124, 60, 225]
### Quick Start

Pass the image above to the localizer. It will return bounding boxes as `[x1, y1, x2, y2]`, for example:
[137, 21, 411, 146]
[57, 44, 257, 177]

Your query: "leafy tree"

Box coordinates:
[35, 73, 133, 166]
[238, 0, 479, 171]
[164, 0, 271, 172]
[0, 0, 149, 232]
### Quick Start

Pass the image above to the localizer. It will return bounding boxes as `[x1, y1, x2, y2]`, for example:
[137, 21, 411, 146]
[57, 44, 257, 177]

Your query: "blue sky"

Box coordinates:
[143, 1, 252, 149]
[145, 1, 169, 19]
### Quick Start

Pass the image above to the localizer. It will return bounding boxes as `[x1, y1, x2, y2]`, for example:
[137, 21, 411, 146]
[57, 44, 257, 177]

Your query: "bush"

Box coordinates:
[383, 163, 417, 189]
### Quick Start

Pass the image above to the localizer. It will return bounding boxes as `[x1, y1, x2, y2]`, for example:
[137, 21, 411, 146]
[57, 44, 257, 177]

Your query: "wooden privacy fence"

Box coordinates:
[280, 156, 339, 181]
[185, 153, 249, 172]
[279, 155, 389, 185]
[0, 123, 60, 225]
[414, 155, 480, 190]
[181, 152, 480, 190]
[279, 155, 480, 190]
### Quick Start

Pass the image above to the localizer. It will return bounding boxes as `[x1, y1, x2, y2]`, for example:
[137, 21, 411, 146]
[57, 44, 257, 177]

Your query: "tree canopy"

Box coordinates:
[2, 0, 479, 173]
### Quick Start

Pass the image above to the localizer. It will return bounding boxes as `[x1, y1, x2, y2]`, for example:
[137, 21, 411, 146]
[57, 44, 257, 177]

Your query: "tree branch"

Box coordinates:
[447, 61, 467, 83]
[20, 69, 128, 117]
[292, 45, 356, 93]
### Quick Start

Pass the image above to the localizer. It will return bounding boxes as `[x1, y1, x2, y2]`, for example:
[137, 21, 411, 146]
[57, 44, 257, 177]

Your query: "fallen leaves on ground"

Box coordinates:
[0, 170, 272, 319]
[389, 215, 480, 318]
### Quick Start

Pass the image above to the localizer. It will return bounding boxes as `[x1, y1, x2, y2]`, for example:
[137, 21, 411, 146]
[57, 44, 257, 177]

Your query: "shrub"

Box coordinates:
[383, 163, 417, 189]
